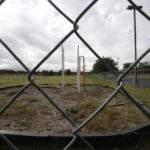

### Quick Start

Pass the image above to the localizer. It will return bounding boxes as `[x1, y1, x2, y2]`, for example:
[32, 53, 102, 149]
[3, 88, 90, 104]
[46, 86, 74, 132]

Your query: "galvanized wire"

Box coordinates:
[0, 0, 6, 6]
[0, 0, 150, 149]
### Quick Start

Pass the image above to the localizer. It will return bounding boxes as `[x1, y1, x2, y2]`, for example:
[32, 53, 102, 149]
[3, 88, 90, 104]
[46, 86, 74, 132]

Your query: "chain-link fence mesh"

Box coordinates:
[0, 0, 150, 150]
[89, 69, 150, 88]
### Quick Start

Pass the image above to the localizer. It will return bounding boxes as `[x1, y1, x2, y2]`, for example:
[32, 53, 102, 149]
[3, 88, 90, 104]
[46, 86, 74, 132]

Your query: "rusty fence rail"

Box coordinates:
[0, 0, 150, 150]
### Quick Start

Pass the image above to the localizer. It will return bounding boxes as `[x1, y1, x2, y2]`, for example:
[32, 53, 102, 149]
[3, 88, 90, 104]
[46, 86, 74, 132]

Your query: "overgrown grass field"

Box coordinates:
[0, 74, 150, 107]
[0, 74, 150, 149]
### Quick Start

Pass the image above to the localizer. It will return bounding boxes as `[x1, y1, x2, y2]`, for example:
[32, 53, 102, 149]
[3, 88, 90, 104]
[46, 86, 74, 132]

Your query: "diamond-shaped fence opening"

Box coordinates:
[0, 0, 150, 150]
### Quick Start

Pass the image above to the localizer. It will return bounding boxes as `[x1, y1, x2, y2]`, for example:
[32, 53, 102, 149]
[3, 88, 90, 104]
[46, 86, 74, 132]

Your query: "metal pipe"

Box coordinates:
[80, 56, 86, 92]
[61, 45, 65, 90]
[127, 5, 142, 81]
[77, 45, 80, 94]
[133, 8, 137, 80]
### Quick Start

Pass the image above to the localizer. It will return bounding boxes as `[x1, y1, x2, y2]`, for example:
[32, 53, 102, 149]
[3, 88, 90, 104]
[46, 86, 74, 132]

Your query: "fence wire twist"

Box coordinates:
[0, 0, 150, 150]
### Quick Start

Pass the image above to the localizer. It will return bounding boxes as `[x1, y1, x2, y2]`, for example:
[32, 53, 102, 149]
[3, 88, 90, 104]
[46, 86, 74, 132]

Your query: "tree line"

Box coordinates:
[0, 58, 149, 75]
[0, 69, 73, 76]
[123, 62, 150, 71]
[92, 57, 150, 73]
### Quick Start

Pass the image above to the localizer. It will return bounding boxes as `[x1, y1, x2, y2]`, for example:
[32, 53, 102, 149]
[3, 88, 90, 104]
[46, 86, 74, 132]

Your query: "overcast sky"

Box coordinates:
[0, 0, 150, 72]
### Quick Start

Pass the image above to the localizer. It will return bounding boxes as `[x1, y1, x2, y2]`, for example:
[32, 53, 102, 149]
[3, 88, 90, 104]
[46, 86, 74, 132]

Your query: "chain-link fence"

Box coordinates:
[0, 0, 150, 150]
[90, 69, 150, 88]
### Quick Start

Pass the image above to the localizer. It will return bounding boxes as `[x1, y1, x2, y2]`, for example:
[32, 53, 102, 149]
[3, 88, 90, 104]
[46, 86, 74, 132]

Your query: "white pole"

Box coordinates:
[61, 45, 65, 90]
[77, 45, 80, 94]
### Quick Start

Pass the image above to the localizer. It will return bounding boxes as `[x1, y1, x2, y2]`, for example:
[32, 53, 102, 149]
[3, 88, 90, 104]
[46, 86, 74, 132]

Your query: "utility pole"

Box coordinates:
[127, 5, 142, 80]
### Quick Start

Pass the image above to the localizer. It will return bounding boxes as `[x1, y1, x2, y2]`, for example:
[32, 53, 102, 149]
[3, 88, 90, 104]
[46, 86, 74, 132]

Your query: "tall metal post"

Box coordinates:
[61, 45, 65, 90]
[127, 5, 142, 81]
[83, 56, 86, 92]
[77, 45, 80, 94]
[133, 8, 137, 79]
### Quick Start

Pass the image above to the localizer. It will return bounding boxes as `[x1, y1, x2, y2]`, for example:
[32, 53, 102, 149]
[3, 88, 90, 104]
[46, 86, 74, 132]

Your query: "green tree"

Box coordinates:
[57, 70, 62, 75]
[49, 70, 54, 76]
[92, 57, 118, 73]
[138, 62, 150, 70]
[65, 69, 72, 75]
[41, 70, 49, 76]
[123, 63, 132, 70]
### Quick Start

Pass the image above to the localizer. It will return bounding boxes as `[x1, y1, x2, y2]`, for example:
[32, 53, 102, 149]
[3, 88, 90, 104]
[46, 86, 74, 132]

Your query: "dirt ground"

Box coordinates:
[0, 85, 149, 134]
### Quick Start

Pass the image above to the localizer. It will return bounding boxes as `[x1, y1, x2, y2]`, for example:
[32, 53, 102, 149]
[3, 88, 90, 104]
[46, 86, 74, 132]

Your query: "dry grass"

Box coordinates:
[68, 91, 149, 133]
[0, 85, 149, 134]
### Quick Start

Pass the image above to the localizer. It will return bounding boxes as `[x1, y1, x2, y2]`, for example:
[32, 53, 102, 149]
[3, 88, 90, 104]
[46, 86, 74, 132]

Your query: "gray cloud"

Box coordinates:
[0, 0, 149, 71]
